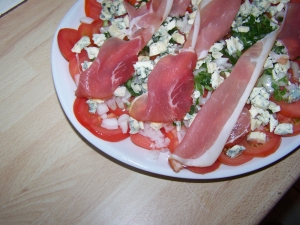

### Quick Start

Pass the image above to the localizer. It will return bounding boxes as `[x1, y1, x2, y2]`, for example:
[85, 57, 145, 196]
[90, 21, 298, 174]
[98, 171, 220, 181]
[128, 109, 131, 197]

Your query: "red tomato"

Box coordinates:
[277, 113, 300, 136]
[130, 133, 153, 150]
[57, 28, 80, 61]
[242, 131, 282, 157]
[78, 20, 104, 44]
[186, 160, 221, 174]
[218, 151, 253, 166]
[74, 97, 129, 142]
[270, 96, 300, 118]
[109, 107, 129, 116]
[68, 51, 89, 81]
[85, 0, 102, 21]
[124, 0, 138, 6]
[164, 128, 179, 153]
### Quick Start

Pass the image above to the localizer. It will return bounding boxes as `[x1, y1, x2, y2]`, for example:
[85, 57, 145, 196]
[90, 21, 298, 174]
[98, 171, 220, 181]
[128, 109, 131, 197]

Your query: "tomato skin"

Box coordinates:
[68, 51, 89, 80]
[242, 132, 282, 157]
[271, 97, 300, 118]
[74, 97, 129, 142]
[130, 133, 153, 150]
[78, 20, 103, 44]
[85, 0, 102, 21]
[277, 113, 300, 136]
[186, 160, 221, 174]
[218, 151, 253, 166]
[57, 28, 80, 61]
[124, 0, 138, 6]
[164, 128, 179, 153]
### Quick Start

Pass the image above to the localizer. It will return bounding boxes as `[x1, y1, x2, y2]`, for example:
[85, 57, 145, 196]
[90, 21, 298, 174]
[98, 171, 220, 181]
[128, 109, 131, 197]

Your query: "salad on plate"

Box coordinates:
[54, 0, 300, 177]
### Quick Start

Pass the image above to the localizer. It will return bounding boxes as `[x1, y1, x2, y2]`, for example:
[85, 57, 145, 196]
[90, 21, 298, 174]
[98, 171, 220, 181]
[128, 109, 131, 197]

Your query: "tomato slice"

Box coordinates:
[85, 0, 102, 21]
[57, 28, 80, 61]
[69, 51, 89, 81]
[130, 133, 153, 150]
[124, 0, 139, 6]
[78, 20, 104, 44]
[186, 160, 221, 174]
[242, 131, 282, 157]
[218, 151, 253, 166]
[74, 97, 129, 142]
[164, 128, 179, 153]
[270, 96, 300, 118]
[277, 113, 300, 136]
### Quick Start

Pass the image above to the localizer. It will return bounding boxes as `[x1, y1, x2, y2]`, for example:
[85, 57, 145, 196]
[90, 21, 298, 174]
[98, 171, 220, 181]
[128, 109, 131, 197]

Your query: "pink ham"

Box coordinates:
[129, 52, 197, 122]
[169, 0, 191, 17]
[184, 0, 241, 58]
[125, 0, 174, 47]
[169, 29, 280, 171]
[76, 37, 141, 99]
[225, 107, 250, 147]
[129, 4, 201, 122]
[75, 0, 173, 99]
[277, 3, 300, 60]
[129, 0, 240, 123]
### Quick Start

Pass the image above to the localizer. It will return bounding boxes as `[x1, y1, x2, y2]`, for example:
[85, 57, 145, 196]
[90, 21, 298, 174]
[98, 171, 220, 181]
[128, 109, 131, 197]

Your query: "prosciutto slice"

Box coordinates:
[129, 0, 240, 122]
[184, 0, 241, 58]
[169, 29, 280, 170]
[277, 3, 300, 60]
[169, 0, 191, 17]
[75, 0, 173, 99]
[129, 4, 201, 122]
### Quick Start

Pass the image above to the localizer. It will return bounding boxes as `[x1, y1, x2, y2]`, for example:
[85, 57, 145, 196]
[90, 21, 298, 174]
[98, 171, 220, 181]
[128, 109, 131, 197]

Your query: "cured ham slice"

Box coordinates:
[129, 52, 197, 122]
[125, 0, 174, 47]
[225, 107, 250, 147]
[129, 5, 201, 122]
[169, 29, 280, 171]
[76, 37, 141, 99]
[129, 0, 240, 123]
[76, 0, 173, 99]
[184, 0, 241, 58]
[277, 3, 300, 60]
[169, 0, 191, 17]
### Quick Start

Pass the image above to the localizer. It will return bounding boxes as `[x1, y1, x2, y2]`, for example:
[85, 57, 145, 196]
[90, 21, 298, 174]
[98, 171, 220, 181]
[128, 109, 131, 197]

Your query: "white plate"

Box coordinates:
[51, 0, 300, 179]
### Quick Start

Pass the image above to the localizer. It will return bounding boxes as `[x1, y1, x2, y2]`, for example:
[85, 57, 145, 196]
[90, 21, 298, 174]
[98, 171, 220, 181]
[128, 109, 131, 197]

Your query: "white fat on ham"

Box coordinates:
[169, 29, 280, 170]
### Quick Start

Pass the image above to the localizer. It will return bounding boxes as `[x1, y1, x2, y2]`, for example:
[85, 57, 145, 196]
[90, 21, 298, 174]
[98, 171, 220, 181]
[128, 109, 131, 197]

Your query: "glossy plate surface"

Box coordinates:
[51, 0, 300, 179]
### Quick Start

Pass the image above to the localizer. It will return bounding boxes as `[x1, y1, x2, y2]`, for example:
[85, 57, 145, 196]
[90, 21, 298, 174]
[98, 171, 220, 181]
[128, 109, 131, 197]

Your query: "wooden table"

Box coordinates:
[1, 0, 299, 224]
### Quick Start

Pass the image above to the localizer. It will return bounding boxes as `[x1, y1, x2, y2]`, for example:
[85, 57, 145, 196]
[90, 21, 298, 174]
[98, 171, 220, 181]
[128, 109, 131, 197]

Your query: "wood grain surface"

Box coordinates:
[0, 0, 299, 224]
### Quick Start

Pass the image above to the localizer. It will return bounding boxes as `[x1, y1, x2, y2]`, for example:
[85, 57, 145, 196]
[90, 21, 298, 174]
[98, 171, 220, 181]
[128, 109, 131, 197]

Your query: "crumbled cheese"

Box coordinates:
[269, 114, 278, 132]
[226, 145, 246, 158]
[71, 36, 91, 53]
[149, 41, 167, 56]
[85, 47, 99, 59]
[150, 122, 163, 131]
[247, 131, 267, 143]
[274, 123, 293, 135]
[211, 71, 224, 90]
[81, 61, 93, 71]
[114, 86, 126, 97]
[128, 117, 141, 134]
[225, 36, 244, 55]
[93, 34, 106, 47]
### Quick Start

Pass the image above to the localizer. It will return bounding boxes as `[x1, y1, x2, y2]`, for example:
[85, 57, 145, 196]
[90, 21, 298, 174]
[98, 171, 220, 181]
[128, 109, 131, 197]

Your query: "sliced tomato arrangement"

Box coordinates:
[271, 97, 300, 118]
[85, 0, 102, 21]
[74, 97, 130, 142]
[186, 160, 221, 174]
[277, 113, 300, 136]
[130, 133, 153, 150]
[217, 150, 253, 166]
[57, 28, 80, 61]
[78, 20, 104, 44]
[242, 131, 282, 157]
